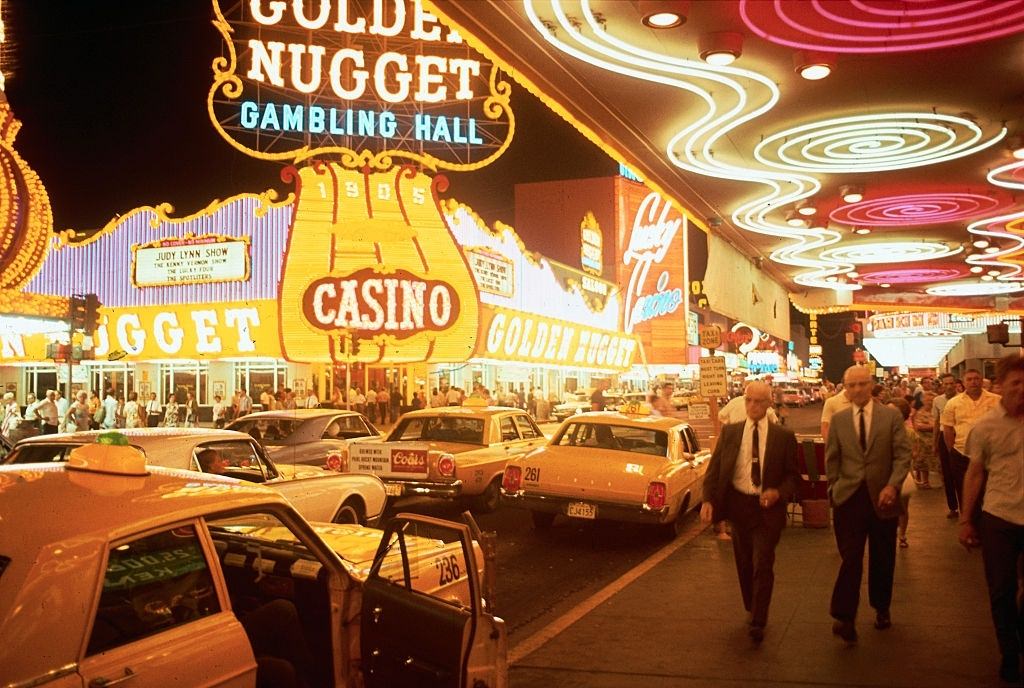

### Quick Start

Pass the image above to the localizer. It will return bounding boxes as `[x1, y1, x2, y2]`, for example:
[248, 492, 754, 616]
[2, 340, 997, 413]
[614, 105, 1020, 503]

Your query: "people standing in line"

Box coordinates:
[700, 382, 800, 643]
[211, 394, 227, 429]
[366, 386, 378, 421]
[1, 392, 21, 440]
[102, 389, 118, 430]
[820, 379, 854, 439]
[145, 392, 162, 428]
[184, 392, 199, 428]
[163, 394, 179, 427]
[304, 388, 319, 410]
[123, 392, 143, 429]
[940, 368, 1001, 514]
[958, 354, 1024, 685]
[826, 365, 911, 643]
[54, 390, 69, 433]
[932, 373, 960, 518]
[238, 389, 253, 418]
[377, 387, 390, 425]
[35, 390, 60, 434]
[66, 391, 92, 432]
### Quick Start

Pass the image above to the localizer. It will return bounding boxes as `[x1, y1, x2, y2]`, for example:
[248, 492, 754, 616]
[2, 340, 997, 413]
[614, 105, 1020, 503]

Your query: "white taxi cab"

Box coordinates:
[331, 402, 546, 511]
[4, 428, 387, 526]
[0, 436, 507, 688]
[501, 409, 710, 538]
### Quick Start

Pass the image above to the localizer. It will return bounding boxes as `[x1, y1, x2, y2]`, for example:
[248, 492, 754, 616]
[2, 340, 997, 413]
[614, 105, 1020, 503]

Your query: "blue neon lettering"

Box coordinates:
[309, 106, 325, 133]
[259, 103, 280, 130]
[282, 104, 303, 131]
[241, 101, 259, 128]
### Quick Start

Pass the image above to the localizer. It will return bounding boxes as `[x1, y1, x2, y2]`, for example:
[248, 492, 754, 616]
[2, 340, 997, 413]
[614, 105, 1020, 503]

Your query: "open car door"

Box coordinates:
[361, 513, 506, 688]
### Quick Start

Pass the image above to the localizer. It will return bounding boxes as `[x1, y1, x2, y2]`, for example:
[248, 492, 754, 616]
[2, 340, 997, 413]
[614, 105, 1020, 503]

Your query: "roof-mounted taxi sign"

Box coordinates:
[618, 401, 652, 416]
[66, 432, 149, 477]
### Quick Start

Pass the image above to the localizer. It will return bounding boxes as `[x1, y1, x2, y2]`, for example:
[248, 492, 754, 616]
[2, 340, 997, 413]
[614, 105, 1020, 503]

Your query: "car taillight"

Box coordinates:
[437, 453, 456, 477]
[324, 448, 349, 472]
[502, 466, 522, 492]
[645, 482, 667, 510]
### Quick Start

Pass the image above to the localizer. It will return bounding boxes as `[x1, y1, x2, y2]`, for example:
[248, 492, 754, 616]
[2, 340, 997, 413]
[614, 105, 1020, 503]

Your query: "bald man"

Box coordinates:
[826, 365, 911, 643]
[702, 382, 800, 642]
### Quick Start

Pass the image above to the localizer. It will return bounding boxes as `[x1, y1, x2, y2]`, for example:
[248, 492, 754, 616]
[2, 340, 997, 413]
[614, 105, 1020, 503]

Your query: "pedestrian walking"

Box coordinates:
[212, 394, 227, 429]
[145, 392, 162, 428]
[932, 373, 960, 518]
[826, 364, 912, 643]
[123, 392, 143, 429]
[958, 354, 1024, 684]
[941, 369, 1000, 515]
[700, 382, 800, 642]
[377, 387, 390, 425]
[66, 391, 92, 432]
[163, 394, 179, 427]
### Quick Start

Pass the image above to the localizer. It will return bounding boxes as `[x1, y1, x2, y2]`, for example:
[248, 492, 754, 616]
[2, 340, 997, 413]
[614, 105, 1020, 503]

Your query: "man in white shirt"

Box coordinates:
[304, 390, 319, 409]
[238, 390, 253, 418]
[102, 389, 118, 430]
[719, 387, 779, 425]
[31, 390, 60, 434]
[54, 390, 69, 433]
[941, 368, 1001, 515]
[701, 382, 800, 642]
[211, 394, 227, 429]
[820, 383, 853, 439]
[446, 386, 462, 406]
[145, 392, 163, 428]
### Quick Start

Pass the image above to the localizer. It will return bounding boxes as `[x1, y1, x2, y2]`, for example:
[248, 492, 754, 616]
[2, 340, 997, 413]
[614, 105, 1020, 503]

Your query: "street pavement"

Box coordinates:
[508, 412, 1005, 687]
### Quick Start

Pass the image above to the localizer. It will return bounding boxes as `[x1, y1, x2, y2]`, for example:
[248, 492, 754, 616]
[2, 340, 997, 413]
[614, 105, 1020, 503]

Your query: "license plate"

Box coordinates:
[384, 482, 404, 497]
[566, 502, 596, 519]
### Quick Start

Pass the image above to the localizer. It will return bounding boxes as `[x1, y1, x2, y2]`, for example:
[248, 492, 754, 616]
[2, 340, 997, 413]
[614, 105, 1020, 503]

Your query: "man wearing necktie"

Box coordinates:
[826, 365, 911, 644]
[702, 382, 800, 642]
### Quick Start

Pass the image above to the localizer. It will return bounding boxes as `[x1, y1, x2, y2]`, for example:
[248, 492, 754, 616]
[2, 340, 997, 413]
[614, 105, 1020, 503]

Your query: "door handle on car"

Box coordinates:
[89, 667, 136, 688]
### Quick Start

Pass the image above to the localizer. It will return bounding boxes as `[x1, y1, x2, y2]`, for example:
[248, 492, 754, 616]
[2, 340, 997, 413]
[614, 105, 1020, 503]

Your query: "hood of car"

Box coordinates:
[273, 463, 330, 480]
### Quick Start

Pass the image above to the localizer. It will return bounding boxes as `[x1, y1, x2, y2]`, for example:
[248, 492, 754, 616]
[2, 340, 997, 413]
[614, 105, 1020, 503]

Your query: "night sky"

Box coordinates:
[4, 0, 617, 233]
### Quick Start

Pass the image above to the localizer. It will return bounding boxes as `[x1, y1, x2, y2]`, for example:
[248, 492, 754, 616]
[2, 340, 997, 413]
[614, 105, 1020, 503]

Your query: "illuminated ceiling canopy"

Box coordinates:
[862, 335, 961, 367]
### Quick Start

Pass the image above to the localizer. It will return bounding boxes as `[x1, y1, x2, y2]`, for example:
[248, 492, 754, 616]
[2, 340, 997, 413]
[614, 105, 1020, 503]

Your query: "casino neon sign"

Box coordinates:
[210, 0, 514, 170]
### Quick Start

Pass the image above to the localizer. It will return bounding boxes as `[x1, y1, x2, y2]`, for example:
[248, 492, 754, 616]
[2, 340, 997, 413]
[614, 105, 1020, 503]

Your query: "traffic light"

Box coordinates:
[84, 293, 102, 332]
[69, 296, 87, 331]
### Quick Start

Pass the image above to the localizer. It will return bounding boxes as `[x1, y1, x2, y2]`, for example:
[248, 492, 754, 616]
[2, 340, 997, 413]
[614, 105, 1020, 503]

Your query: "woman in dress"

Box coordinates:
[1, 392, 21, 440]
[911, 391, 937, 488]
[123, 392, 143, 428]
[163, 394, 179, 427]
[184, 392, 199, 427]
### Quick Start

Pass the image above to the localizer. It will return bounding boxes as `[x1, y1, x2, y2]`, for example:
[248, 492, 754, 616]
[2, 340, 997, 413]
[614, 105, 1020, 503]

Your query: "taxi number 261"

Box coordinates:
[435, 554, 462, 586]
[524, 466, 541, 483]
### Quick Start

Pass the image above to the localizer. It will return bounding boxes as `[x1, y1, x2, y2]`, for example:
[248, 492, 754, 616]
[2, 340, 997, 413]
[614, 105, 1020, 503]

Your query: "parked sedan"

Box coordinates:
[332, 402, 547, 511]
[226, 408, 381, 467]
[501, 411, 710, 538]
[3, 427, 387, 525]
[0, 443, 506, 688]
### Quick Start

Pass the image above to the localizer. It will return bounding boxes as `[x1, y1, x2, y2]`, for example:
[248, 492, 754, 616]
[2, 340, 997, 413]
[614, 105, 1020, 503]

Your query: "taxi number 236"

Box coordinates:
[435, 554, 462, 586]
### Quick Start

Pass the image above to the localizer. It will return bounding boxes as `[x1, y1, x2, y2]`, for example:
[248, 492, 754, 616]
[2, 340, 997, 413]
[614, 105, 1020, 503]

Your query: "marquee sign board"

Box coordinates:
[209, 0, 514, 171]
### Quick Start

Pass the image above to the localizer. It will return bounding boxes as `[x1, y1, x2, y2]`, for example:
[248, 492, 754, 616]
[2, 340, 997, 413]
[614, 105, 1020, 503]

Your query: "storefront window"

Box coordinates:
[235, 361, 288, 403]
[23, 367, 58, 399]
[89, 364, 135, 399]
[161, 362, 210, 404]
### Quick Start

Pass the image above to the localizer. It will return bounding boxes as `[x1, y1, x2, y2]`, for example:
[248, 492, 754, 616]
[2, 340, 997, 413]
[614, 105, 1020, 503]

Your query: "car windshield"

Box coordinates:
[228, 418, 305, 445]
[555, 422, 669, 456]
[389, 416, 485, 445]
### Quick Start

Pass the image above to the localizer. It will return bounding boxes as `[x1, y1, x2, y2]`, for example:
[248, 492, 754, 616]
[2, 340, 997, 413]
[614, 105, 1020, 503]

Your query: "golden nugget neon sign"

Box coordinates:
[210, 0, 514, 170]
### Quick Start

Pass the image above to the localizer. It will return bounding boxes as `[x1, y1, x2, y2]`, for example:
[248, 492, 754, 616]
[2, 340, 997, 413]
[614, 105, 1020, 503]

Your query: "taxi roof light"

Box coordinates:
[66, 433, 149, 477]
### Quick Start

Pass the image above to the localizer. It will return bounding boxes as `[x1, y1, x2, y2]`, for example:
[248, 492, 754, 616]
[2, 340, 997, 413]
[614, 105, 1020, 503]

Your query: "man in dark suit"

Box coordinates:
[826, 365, 911, 643]
[701, 381, 800, 642]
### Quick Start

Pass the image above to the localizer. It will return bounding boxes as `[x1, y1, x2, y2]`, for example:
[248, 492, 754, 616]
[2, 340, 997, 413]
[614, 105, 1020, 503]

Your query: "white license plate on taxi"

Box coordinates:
[566, 502, 597, 519]
[384, 483, 404, 497]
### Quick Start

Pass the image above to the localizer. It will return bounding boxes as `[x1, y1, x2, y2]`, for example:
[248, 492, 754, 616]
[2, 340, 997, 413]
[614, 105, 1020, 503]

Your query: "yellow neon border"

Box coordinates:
[208, 1, 515, 172]
[423, 1, 709, 235]
[55, 189, 294, 249]
[130, 233, 252, 288]
[579, 210, 603, 277]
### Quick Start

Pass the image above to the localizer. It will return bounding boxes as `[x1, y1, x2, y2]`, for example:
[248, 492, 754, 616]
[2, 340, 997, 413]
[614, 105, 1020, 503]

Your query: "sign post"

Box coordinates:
[699, 352, 728, 443]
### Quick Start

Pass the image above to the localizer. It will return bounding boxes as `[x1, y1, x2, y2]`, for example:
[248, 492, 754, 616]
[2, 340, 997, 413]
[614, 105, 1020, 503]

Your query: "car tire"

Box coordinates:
[331, 498, 364, 525]
[470, 477, 502, 513]
[531, 510, 556, 530]
[657, 495, 690, 540]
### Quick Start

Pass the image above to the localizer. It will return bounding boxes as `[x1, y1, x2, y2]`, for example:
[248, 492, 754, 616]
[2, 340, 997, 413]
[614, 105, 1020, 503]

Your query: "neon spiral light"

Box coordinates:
[523, 1, 1006, 290]
[820, 241, 962, 264]
[858, 268, 965, 284]
[755, 113, 1004, 174]
[963, 159, 1024, 282]
[926, 281, 1024, 296]
[830, 193, 1005, 227]
[739, 0, 1024, 54]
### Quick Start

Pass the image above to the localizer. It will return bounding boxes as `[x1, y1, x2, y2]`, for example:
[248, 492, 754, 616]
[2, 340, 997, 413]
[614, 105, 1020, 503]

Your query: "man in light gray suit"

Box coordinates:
[826, 364, 911, 643]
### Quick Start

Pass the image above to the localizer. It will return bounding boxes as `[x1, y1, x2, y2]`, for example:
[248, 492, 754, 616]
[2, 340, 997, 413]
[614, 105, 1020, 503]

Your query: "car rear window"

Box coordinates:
[228, 418, 303, 445]
[556, 422, 669, 456]
[4, 443, 147, 464]
[390, 416, 485, 444]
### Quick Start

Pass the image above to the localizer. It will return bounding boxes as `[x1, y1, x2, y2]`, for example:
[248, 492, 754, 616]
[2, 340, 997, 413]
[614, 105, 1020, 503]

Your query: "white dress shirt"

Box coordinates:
[732, 416, 768, 495]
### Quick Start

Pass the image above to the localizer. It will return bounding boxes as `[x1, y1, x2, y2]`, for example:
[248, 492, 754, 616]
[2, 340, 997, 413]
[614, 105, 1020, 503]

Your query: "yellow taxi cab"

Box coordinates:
[500, 407, 710, 538]
[330, 401, 546, 511]
[0, 434, 507, 688]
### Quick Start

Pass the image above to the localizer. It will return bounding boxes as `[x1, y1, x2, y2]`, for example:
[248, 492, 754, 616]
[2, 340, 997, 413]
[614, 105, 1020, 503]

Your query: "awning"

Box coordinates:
[862, 336, 961, 368]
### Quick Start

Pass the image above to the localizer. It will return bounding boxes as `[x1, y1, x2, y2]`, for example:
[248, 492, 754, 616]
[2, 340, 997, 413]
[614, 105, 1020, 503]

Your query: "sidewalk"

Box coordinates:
[511, 486, 1007, 687]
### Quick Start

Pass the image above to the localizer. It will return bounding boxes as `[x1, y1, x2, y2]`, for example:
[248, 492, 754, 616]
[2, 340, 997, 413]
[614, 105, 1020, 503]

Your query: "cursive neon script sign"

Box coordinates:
[622, 193, 684, 333]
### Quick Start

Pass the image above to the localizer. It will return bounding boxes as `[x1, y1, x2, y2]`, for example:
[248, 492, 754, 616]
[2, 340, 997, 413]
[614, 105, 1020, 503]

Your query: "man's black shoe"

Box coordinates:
[874, 611, 891, 630]
[998, 654, 1021, 683]
[832, 620, 857, 644]
[946, 510, 959, 519]
[749, 625, 764, 643]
